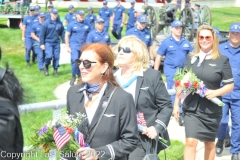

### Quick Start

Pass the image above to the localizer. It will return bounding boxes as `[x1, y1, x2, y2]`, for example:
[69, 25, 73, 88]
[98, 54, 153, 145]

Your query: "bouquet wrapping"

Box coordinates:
[173, 67, 225, 107]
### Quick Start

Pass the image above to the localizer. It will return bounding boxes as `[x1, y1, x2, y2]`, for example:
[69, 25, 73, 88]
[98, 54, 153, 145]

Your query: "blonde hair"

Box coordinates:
[116, 35, 150, 71]
[191, 25, 221, 60]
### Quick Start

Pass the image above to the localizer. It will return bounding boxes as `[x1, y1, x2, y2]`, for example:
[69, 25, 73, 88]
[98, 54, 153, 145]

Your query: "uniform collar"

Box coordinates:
[95, 29, 105, 34]
[170, 35, 185, 44]
[225, 41, 240, 54]
[134, 26, 146, 33]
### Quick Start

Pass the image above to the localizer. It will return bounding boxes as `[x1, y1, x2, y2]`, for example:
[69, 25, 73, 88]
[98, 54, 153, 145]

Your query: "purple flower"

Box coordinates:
[38, 125, 48, 135]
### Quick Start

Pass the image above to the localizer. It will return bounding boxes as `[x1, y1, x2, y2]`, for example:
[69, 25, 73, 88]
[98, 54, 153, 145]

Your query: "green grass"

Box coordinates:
[0, 6, 239, 160]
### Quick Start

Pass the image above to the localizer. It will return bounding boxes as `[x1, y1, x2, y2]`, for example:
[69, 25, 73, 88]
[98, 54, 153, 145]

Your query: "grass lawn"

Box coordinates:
[0, 6, 239, 160]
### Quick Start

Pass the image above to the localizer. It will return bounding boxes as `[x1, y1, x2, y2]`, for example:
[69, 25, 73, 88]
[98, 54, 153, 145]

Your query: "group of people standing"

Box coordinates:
[17, 1, 240, 160]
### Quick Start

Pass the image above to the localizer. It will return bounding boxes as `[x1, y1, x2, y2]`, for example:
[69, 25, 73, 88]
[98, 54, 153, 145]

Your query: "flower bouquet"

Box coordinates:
[28, 112, 87, 154]
[173, 67, 225, 107]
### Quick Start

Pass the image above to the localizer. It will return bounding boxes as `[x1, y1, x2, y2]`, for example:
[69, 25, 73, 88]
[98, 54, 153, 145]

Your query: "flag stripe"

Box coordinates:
[53, 125, 71, 151]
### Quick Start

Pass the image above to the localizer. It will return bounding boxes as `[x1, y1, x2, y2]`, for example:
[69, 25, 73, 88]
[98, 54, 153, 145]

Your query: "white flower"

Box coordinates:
[180, 72, 191, 85]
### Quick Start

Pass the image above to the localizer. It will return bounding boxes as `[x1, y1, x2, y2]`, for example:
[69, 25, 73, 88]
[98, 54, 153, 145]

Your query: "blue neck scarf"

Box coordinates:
[78, 83, 101, 100]
[116, 75, 138, 89]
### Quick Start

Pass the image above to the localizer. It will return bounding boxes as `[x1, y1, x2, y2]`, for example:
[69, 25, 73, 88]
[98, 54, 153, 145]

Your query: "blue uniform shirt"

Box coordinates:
[126, 27, 152, 47]
[219, 41, 240, 99]
[31, 21, 42, 45]
[40, 19, 65, 45]
[66, 20, 90, 45]
[86, 29, 111, 45]
[84, 13, 97, 31]
[157, 35, 192, 69]
[113, 5, 125, 25]
[22, 15, 38, 37]
[127, 7, 136, 26]
[98, 7, 112, 27]
[64, 12, 76, 24]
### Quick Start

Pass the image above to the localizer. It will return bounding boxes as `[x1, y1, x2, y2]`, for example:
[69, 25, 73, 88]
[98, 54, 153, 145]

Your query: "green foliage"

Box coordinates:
[159, 140, 184, 160]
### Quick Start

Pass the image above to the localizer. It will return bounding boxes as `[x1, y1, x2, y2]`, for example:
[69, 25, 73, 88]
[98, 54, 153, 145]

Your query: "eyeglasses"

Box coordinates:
[118, 47, 131, 53]
[199, 36, 212, 41]
[29, 10, 35, 11]
[75, 59, 97, 69]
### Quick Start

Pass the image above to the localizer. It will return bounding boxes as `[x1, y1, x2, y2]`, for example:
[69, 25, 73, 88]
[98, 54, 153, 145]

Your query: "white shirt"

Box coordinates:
[84, 83, 107, 125]
[114, 68, 143, 102]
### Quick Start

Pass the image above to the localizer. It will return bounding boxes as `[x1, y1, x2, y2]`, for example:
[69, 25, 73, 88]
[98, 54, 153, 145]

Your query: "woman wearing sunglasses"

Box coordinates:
[173, 25, 234, 160]
[66, 43, 138, 160]
[115, 36, 172, 159]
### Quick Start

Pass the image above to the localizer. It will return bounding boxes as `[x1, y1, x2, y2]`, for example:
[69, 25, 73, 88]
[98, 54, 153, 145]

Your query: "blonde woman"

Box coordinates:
[173, 25, 234, 160]
[115, 36, 172, 159]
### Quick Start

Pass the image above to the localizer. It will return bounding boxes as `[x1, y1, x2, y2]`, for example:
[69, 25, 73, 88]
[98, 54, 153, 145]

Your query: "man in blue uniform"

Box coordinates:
[65, 10, 90, 86]
[193, 4, 200, 29]
[98, 1, 112, 32]
[124, 0, 136, 31]
[63, 5, 76, 28]
[45, 4, 54, 20]
[31, 12, 45, 72]
[216, 22, 240, 160]
[40, 8, 65, 76]
[87, 18, 111, 47]
[154, 20, 192, 126]
[22, 6, 38, 68]
[85, 7, 96, 31]
[126, 14, 154, 67]
[111, 0, 125, 40]
[35, 5, 41, 14]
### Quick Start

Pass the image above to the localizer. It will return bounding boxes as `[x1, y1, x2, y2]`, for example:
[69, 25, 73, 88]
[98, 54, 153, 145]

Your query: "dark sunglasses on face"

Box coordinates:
[140, 22, 147, 25]
[30, 10, 35, 11]
[118, 47, 131, 53]
[199, 36, 212, 41]
[75, 59, 97, 69]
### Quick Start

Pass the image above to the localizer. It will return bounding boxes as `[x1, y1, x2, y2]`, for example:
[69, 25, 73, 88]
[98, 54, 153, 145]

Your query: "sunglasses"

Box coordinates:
[75, 59, 97, 69]
[140, 22, 147, 25]
[118, 47, 131, 53]
[29, 10, 35, 11]
[199, 36, 212, 41]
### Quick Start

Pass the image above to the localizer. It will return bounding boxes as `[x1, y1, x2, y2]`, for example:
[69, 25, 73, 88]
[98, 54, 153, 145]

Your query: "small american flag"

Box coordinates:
[137, 112, 147, 126]
[78, 132, 85, 147]
[53, 125, 71, 151]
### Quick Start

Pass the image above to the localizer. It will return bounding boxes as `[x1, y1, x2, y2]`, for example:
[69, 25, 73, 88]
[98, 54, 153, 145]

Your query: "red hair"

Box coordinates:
[81, 43, 120, 87]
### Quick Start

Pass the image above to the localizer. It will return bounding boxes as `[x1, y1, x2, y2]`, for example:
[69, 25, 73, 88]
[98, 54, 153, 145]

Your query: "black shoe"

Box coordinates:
[216, 139, 224, 155]
[225, 133, 231, 148]
[179, 114, 184, 126]
[44, 65, 49, 76]
[53, 69, 58, 76]
[70, 75, 76, 86]
[231, 153, 240, 160]
[27, 62, 30, 68]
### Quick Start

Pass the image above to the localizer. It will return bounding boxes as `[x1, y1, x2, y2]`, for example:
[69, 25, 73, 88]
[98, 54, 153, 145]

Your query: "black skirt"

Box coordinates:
[184, 108, 222, 142]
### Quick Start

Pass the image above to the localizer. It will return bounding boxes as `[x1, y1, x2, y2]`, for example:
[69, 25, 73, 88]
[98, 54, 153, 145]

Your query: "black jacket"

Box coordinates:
[0, 97, 23, 160]
[67, 83, 139, 160]
[134, 69, 172, 152]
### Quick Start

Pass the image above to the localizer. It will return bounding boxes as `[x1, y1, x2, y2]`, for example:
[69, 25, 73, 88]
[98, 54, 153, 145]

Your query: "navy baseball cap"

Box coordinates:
[29, 6, 35, 11]
[51, 8, 58, 14]
[103, 0, 108, 5]
[96, 17, 104, 23]
[88, 7, 93, 11]
[68, 5, 74, 10]
[195, 4, 200, 7]
[229, 22, 240, 33]
[76, 10, 85, 15]
[171, 20, 183, 27]
[137, 15, 147, 23]
[131, 0, 135, 4]
[48, 4, 53, 8]
[213, 26, 221, 38]
[35, 5, 41, 11]
[38, 12, 45, 18]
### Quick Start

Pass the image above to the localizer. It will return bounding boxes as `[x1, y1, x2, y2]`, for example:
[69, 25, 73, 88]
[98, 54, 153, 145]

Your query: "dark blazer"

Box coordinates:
[67, 83, 139, 160]
[0, 97, 23, 160]
[134, 68, 172, 153]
